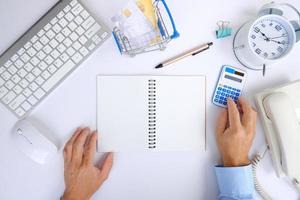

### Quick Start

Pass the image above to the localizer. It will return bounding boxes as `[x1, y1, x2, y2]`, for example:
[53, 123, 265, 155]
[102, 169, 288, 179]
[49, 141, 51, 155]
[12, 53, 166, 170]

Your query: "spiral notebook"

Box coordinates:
[96, 75, 206, 152]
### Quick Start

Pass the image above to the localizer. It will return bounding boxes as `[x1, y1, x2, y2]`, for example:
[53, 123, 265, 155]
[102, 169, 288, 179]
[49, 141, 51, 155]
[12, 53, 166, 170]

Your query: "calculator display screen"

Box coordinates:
[224, 74, 242, 83]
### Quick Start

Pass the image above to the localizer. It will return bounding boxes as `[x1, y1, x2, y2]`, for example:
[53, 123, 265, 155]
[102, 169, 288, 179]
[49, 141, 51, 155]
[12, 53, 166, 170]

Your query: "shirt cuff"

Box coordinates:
[214, 164, 254, 197]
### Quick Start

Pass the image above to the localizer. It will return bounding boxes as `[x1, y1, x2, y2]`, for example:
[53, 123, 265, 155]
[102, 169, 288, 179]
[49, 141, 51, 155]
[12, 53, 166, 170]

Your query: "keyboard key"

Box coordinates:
[88, 44, 96, 50]
[25, 73, 35, 82]
[57, 11, 65, 19]
[68, 21, 78, 31]
[47, 65, 57, 74]
[46, 30, 56, 39]
[32, 68, 42, 76]
[4, 60, 13, 68]
[75, 26, 85, 35]
[24, 42, 32, 49]
[63, 5, 71, 13]
[15, 107, 25, 117]
[80, 10, 89, 19]
[24, 63, 34, 72]
[50, 17, 58, 25]
[72, 52, 83, 63]
[40, 35, 50, 45]
[73, 41, 81, 50]
[17, 69, 27, 78]
[49, 39, 59, 48]
[55, 33, 65, 43]
[20, 53, 30, 63]
[67, 47, 76, 56]
[74, 16, 83, 25]
[34, 88, 46, 99]
[45, 56, 54, 65]
[11, 54, 19, 62]
[85, 23, 100, 38]
[60, 53, 69, 62]
[17, 48, 26, 56]
[65, 12, 74, 22]
[51, 49, 60, 59]
[9, 94, 26, 110]
[23, 88, 33, 97]
[43, 45, 52, 54]
[62, 27, 72, 37]
[0, 77, 4, 86]
[27, 47, 37, 57]
[53, 24, 62, 33]
[42, 60, 75, 91]
[101, 32, 108, 39]
[59, 18, 68, 27]
[82, 16, 95, 30]
[34, 41, 43, 51]
[31, 35, 39, 43]
[37, 29, 45, 37]
[57, 43, 67, 53]
[0, 67, 5, 74]
[63, 38, 72, 47]
[13, 85, 22, 94]
[30, 57, 40, 66]
[42, 71, 51, 79]
[70, 0, 77, 7]
[22, 101, 32, 111]
[69, 32, 79, 41]
[35, 76, 45, 85]
[44, 23, 51, 31]
[29, 82, 38, 91]
[2, 71, 12, 80]
[11, 74, 21, 84]
[2, 91, 17, 104]
[79, 47, 89, 56]
[38, 61, 48, 70]
[79, 35, 88, 45]
[15, 59, 24, 68]
[28, 95, 38, 105]
[8, 65, 18, 74]
[19, 79, 29, 88]
[0, 86, 9, 98]
[71, 4, 83, 15]
[54, 59, 63, 68]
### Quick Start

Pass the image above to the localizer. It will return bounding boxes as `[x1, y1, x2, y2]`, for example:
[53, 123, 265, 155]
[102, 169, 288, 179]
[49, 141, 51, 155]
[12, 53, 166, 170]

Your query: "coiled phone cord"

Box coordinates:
[251, 147, 272, 200]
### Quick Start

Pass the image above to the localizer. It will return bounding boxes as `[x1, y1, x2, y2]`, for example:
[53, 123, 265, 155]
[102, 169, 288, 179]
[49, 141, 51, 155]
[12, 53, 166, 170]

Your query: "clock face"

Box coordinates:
[249, 18, 290, 60]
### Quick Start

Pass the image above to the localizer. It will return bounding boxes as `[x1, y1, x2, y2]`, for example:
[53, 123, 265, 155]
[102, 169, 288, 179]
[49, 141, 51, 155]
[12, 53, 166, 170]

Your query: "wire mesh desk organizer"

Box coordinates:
[112, 0, 179, 57]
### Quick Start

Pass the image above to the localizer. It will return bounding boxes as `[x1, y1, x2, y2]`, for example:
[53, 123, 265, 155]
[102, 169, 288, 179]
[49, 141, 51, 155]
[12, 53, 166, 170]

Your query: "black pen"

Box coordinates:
[155, 42, 213, 69]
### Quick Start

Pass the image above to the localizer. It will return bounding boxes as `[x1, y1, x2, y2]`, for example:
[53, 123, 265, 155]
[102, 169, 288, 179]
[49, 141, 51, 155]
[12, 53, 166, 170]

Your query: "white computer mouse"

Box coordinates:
[11, 120, 58, 164]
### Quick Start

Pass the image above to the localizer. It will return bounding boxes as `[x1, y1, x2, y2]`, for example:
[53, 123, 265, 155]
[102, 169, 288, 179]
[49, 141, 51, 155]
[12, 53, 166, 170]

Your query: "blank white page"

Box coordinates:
[97, 75, 206, 152]
[155, 76, 206, 151]
[97, 76, 148, 152]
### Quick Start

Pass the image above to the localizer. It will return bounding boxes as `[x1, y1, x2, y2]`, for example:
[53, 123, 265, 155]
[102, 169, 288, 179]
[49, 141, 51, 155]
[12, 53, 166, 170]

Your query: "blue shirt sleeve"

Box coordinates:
[214, 165, 256, 200]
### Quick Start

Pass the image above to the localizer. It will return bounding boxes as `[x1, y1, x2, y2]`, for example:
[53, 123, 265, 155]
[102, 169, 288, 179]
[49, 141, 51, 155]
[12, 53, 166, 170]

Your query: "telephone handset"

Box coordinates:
[263, 92, 300, 180]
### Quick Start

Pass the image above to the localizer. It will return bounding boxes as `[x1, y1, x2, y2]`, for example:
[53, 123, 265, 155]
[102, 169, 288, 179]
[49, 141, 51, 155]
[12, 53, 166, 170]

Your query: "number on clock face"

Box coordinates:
[250, 19, 289, 59]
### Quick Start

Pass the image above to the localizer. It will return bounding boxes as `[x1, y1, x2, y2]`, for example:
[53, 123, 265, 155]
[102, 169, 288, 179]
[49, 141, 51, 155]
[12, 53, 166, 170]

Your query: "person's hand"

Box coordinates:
[62, 127, 113, 200]
[215, 97, 257, 167]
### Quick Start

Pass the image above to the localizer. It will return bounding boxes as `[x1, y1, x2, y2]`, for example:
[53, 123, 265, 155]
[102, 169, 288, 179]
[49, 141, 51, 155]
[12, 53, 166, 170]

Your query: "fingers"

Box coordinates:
[216, 108, 228, 135]
[227, 98, 241, 129]
[71, 127, 90, 166]
[238, 97, 257, 133]
[83, 131, 97, 165]
[99, 153, 114, 181]
[63, 128, 82, 164]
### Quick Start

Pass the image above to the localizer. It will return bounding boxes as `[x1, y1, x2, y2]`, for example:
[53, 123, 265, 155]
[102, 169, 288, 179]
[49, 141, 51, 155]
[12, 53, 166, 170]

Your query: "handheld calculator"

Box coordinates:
[213, 65, 247, 107]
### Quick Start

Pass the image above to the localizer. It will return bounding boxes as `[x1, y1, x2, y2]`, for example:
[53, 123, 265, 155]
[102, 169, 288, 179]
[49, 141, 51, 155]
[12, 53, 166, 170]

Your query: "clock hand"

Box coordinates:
[269, 34, 288, 40]
[269, 39, 282, 44]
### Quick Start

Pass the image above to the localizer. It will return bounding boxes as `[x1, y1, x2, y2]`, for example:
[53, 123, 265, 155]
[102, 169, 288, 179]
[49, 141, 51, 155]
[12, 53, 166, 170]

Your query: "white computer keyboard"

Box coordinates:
[0, 0, 110, 118]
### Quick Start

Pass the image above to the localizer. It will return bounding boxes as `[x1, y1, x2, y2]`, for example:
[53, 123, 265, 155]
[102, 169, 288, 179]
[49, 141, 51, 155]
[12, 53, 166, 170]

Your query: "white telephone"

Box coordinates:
[255, 80, 300, 199]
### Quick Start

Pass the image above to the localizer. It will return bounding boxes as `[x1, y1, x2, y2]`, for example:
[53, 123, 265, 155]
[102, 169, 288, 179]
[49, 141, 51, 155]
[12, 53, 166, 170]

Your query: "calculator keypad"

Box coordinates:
[213, 84, 240, 106]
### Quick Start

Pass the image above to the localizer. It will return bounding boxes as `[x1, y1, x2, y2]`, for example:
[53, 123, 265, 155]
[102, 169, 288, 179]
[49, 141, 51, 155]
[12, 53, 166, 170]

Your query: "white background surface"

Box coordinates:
[0, 0, 300, 199]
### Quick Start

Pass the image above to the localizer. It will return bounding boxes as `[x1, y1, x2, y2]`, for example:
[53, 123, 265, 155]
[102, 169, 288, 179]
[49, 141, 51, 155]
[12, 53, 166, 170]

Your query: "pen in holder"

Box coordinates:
[112, 0, 180, 57]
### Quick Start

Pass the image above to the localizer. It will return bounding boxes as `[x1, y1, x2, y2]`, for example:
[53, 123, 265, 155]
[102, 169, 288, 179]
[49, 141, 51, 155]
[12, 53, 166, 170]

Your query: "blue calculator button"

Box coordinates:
[231, 91, 235, 95]
[214, 98, 218, 102]
[228, 86, 232, 90]
[218, 87, 222, 90]
[220, 96, 224, 100]
[235, 92, 239, 96]
[237, 89, 241, 92]
[222, 88, 226, 92]
[224, 85, 228, 88]
[217, 91, 221, 95]
[216, 95, 220, 99]
[223, 102, 227, 105]
[225, 94, 229, 97]
[219, 100, 223, 104]
[221, 92, 225, 96]
[232, 88, 237, 91]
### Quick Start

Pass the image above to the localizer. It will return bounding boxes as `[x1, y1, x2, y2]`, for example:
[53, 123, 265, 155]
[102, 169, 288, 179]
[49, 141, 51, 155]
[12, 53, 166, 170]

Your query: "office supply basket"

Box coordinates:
[112, 0, 180, 57]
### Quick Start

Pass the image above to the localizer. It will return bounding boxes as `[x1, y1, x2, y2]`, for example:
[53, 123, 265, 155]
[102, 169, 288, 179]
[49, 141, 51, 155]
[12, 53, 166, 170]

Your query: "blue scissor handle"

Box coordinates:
[157, 0, 180, 39]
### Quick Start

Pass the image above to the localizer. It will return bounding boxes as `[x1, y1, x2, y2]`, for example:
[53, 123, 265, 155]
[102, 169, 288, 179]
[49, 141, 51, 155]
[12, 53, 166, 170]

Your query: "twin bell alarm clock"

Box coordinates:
[233, 3, 300, 74]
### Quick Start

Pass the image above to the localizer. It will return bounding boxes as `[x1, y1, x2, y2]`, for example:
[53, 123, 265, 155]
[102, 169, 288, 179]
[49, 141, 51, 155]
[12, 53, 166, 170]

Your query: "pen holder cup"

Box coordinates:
[112, 0, 180, 57]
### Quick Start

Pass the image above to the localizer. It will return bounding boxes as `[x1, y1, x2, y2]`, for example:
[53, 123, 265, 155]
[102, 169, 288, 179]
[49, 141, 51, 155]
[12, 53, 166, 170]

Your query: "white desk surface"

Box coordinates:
[1, 0, 300, 199]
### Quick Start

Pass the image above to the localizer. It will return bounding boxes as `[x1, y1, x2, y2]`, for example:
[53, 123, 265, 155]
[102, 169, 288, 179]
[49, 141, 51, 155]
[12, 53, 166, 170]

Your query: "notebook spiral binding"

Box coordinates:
[148, 80, 157, 149]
